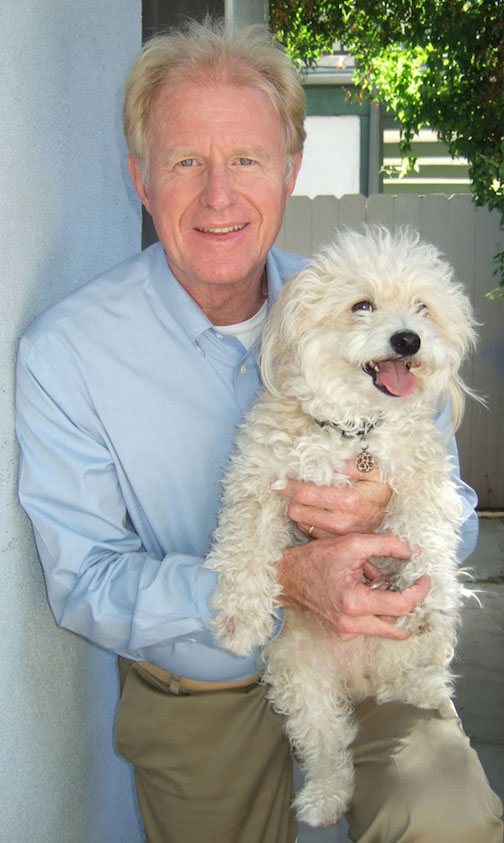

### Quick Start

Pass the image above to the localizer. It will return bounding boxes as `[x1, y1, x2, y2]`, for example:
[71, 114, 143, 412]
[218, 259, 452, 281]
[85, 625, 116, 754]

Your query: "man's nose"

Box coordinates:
[199, 163, 238, 209]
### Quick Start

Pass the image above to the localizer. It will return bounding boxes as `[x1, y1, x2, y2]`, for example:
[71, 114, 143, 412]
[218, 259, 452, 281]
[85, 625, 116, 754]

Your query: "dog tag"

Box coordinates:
[354, 449, 375, 473]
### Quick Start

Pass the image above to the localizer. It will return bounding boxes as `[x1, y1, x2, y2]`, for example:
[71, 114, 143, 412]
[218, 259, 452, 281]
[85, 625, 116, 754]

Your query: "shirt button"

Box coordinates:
[215, 333, 223, 340]
[240, 365, 248, 374]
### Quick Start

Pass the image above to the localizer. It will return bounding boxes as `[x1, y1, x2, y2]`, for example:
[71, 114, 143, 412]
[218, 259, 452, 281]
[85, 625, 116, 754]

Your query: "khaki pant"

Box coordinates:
[348, 697, 503, 842]
[116, 659, 296, 843]
[116, 659, 503, 843]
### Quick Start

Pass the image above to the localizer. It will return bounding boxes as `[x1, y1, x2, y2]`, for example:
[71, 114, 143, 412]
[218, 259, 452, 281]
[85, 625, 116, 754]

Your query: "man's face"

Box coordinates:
[129, 80, 301, 312]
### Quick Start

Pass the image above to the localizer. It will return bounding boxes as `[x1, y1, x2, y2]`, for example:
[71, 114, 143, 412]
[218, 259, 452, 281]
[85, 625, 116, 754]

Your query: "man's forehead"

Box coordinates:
[149, 79, 285, 152]
[152, 77, 277, 120]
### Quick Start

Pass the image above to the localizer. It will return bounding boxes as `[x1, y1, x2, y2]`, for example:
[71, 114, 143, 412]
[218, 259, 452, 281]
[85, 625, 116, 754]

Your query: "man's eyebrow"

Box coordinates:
[156, 145, 276, 168]
[156, 151, 197, 167]
[233, 146, 275, 161]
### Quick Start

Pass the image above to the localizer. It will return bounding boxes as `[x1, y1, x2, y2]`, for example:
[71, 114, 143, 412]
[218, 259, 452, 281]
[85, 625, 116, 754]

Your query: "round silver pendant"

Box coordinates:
[355, 450, 376, 473]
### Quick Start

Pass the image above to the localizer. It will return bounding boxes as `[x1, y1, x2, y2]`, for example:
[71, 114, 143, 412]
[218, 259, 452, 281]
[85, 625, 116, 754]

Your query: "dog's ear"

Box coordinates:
[426, 267, 480, 432]
[259, 288, 293, 397]
[260, 249, 343, 396]
[446, 374, 485, 432]
[259, 270, 314, 397]
[441, 298, 481, 432]
[446, 376, 467, 432]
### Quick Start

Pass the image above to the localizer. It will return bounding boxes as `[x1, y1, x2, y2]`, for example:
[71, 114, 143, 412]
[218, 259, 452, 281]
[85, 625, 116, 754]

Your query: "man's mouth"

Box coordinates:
[364, 358, 418, 397]
[195, 224, 247, 234]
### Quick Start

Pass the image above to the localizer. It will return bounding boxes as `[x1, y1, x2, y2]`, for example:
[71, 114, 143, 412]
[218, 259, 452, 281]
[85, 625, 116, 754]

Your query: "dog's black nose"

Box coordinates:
[390, 331, 421, 356]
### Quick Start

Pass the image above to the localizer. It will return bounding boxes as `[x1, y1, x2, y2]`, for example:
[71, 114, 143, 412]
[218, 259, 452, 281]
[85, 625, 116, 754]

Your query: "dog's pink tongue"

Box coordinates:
[375, 361, 417, 396]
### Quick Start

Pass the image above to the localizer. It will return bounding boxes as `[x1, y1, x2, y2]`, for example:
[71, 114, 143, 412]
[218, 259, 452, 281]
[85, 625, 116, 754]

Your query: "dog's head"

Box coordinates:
[261, 227, 477, 429]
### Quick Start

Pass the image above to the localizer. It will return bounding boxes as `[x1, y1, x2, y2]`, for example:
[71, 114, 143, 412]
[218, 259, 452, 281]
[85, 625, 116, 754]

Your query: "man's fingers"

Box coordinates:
[346, 574, 431, 618]
[293, 505, 374, 535]
[277, 478, 351, 508]
[337, 614, 412, 641]
[279, 537, 429, 642]
[340, 461, 392, 508]
[340, 458, 383, 483]
[351, 531, 418, 562]
[336, 574, 431, 639]
[362, 559, 384, 580]
[276, 477, 390, 532]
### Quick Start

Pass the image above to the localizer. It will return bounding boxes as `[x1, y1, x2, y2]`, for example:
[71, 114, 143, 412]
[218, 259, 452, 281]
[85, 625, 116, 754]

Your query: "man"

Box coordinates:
[16, 19, 502, 843]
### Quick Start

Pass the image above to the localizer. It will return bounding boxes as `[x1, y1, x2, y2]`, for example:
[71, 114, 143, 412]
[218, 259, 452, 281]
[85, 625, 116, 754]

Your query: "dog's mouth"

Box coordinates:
[363, 358, 418, 397]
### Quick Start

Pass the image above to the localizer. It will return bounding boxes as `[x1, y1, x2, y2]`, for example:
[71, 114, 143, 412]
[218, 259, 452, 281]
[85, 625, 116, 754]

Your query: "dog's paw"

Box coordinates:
[295, 779, 351, 828]
[397, 609, 433, 636]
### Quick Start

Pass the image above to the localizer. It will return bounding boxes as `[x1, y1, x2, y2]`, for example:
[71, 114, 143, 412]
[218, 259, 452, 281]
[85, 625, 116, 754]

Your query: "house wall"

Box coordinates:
[1, 3, 144, 840]
[304, 83, 372, 195]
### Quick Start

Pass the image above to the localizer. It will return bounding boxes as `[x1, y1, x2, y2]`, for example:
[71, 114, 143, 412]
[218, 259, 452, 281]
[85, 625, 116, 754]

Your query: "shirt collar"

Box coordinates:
[147, 242, 212, 345]
[146, 241, 298, 345]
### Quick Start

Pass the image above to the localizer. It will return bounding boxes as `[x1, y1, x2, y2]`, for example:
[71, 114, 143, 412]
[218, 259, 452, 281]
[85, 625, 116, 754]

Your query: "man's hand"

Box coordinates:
[277, 533, 429, 641]
[275, 461, 429, 639]
[276, 460, 392, 537]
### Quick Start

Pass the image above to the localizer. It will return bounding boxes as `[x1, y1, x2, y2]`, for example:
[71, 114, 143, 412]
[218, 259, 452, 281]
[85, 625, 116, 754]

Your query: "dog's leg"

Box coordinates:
[371, 615, 458, 710]
[375, 662, 455, 711]
[263, 618, 357, 827]
[206, 476, 293, 655]
[371, 477, 463, 709]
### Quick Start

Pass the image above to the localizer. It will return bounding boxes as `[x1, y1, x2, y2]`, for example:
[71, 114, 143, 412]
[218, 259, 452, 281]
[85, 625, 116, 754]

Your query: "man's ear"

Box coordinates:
[286, 153, 303, 197]
[128, 155, 150, 212]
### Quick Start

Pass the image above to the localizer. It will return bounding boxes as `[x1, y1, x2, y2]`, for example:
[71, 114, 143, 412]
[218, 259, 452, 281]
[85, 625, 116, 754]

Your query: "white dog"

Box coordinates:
[205, 226, 477, 827]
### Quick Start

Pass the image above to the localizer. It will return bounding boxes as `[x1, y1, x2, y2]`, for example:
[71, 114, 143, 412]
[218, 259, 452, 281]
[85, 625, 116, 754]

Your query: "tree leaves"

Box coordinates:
[271, 0, 504, 292]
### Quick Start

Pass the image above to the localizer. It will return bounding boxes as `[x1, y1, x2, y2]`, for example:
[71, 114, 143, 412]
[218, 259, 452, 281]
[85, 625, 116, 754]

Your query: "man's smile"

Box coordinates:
[195, 224, 248, 234]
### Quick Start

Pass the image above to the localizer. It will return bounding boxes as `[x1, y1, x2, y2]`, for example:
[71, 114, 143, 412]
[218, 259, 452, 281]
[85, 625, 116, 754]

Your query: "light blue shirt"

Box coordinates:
[16, 242, 478, 681]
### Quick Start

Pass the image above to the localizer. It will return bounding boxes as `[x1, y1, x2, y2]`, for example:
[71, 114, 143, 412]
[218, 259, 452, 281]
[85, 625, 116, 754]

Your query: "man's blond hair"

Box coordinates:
[123, 18, 306, 181]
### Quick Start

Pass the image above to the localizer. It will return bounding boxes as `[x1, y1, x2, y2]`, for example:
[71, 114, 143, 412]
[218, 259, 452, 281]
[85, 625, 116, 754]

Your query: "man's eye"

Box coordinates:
[352, 300, 375, 312]
[178, 159, 196, 167]
[237, 157, 254, 166]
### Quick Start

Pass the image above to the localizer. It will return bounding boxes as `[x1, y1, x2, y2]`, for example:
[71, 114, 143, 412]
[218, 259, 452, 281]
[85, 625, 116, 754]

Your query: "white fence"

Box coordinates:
[275, 193, 504, 509]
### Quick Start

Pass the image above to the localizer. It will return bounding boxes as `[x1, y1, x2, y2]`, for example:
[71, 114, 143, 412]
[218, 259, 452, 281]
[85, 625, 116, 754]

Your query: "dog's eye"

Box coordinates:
[415, 302, 429, 315]
[352, 300, 375, 313]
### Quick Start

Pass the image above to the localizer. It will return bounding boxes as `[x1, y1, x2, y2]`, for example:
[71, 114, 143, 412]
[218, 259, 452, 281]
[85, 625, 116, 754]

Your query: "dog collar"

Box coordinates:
[315, 419, 378, 473]
[315, 419, 375, 438]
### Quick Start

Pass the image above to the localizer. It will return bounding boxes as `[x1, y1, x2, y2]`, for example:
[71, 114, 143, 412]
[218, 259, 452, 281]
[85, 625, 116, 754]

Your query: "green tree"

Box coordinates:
[271, 0, 504, 294]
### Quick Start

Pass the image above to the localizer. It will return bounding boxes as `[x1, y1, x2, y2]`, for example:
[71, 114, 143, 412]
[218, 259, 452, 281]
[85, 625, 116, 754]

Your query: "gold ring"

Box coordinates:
[307, 525, 315, 536]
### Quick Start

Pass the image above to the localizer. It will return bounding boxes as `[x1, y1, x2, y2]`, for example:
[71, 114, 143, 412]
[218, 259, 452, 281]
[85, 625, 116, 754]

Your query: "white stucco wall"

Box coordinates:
[1, 3, 143, 840]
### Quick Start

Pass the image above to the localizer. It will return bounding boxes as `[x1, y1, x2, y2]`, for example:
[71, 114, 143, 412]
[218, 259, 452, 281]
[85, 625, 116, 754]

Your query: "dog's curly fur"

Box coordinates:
[205, 226, 477, 827]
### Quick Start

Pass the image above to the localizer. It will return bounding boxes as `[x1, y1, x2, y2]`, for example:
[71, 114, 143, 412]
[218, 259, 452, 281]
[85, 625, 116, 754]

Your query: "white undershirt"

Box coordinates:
[214, 299, 268, 351]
